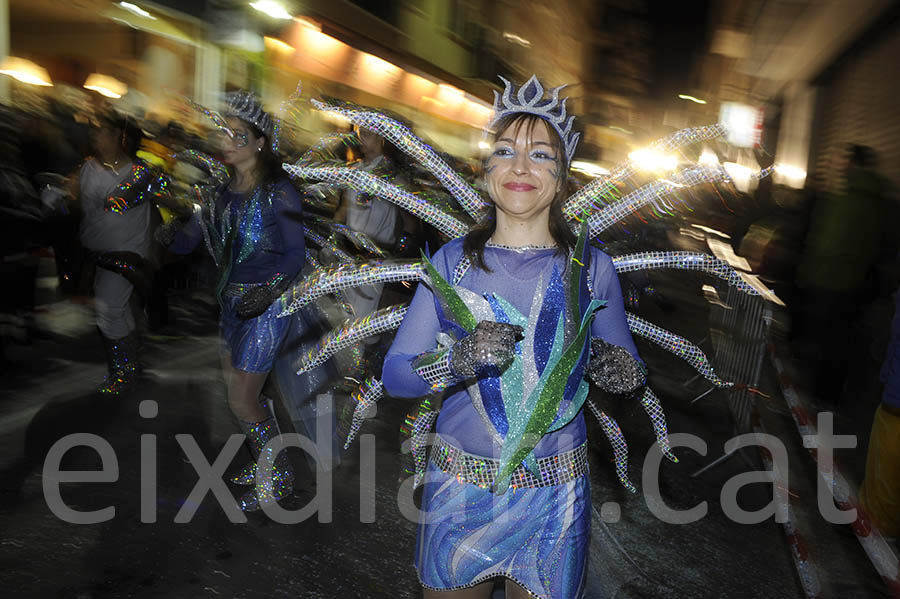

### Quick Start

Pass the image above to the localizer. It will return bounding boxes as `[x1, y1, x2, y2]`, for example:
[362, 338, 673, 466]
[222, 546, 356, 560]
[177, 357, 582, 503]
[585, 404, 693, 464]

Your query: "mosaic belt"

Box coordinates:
[430, 436, 588, 491]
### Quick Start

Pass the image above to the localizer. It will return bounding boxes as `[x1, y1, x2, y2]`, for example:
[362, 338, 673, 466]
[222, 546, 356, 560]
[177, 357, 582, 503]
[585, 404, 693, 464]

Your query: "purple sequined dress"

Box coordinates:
[172, 179, 306, 373]
[382, 238, 640, 598]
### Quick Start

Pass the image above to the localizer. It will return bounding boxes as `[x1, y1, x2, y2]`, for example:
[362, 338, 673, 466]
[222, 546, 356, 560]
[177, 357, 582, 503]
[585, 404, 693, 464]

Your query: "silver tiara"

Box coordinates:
[488, 75, 580, 165]
[224, 91, 272, 138]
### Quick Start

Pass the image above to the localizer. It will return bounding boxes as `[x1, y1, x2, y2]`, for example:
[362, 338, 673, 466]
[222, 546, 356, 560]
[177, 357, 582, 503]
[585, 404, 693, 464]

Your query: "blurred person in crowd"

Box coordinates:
[860, 285, 900, 539]
[333, 124, 420, 320]
[133, 120, 190, 331]
[78, 111, 149, 394]
[794, 144, 890, 404]
[0, 102, 41, 360]
[163, 92, 306, 512]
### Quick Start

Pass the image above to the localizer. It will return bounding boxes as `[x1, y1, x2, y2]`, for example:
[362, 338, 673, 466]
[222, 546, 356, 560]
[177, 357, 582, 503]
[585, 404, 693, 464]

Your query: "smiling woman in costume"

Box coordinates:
[381, 77, 646, 599]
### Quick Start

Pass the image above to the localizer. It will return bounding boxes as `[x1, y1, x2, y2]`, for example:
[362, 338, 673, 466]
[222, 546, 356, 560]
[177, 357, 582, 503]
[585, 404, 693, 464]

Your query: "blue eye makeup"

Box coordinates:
[215, 130, 250, 148]
[531, 150, 556, 161]
[233, 131, 249, 148]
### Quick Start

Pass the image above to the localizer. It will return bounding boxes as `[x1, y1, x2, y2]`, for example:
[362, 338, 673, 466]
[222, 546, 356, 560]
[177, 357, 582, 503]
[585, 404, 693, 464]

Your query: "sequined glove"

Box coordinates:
[449, 321, 523, 378]
[412, 321, 523, 392]
[154, 218, 185, 247]
[586, 337, 646, 394]
[236, 273, 289, 319]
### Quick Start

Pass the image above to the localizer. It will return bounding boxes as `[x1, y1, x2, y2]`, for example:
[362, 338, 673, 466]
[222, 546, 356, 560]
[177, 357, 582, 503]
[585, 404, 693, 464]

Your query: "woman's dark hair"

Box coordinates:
[245, 120, 285, 186]
[463, 112, 576, 271]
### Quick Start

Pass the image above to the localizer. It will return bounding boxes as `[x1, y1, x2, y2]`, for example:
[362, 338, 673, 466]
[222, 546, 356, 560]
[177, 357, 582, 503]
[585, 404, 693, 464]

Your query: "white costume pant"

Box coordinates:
[94, 268, 135, 339]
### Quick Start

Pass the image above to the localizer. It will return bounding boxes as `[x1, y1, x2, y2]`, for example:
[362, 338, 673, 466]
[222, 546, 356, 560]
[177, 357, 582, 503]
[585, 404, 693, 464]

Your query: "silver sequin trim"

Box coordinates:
[414, 350, 456, 392]
[430, 436, 588, 490]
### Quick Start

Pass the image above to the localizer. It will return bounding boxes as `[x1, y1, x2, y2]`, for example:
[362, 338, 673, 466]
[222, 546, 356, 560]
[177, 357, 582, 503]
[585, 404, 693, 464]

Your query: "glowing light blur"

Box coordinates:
[0, 57, 52, 87]
[691, 224, 731, 239]
[719, 102, 762, 148]
[678, 94, 707, 104]
[362, 53, 400, 76]
[83, 73, 127, 99]
[722, 161, 754, 191]
[249, 1, 292, 20]
[571, 160, 611, 178]
[774, 164, 807, 180]
[118, 2, 155, 20]
[699, 149, 720, 166]
[264, 36, 295, 53]
[502, 32, 531, 47]
[292, 16, 321, 31]
[628, 148, 678, 172]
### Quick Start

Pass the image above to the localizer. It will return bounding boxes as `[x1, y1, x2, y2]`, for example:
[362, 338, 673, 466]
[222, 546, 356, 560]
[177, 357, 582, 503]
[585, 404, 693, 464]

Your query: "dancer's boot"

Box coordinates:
[229, 396, 295, 487]
[98, 331, 141, 395]
[236, 415, 294, 511]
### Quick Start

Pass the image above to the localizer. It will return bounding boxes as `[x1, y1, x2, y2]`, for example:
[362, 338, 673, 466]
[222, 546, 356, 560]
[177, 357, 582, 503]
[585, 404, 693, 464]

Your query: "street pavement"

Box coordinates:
[0, 263, 892, 598]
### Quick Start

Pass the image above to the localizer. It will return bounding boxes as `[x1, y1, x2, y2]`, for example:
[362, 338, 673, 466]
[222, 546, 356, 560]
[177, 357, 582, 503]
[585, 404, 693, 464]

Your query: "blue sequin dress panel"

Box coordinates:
[171, 179, 306, 285]
[382, 237, 640, 459]
[415, 461, 589, 599]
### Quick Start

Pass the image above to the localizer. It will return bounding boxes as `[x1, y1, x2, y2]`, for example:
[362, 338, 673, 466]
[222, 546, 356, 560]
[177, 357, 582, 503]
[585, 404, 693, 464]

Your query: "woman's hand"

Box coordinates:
[236, 285, 274, 319]
[585, 338, 646, 394]
[449, 321, 524, 378]
[154, 217, 186, 247]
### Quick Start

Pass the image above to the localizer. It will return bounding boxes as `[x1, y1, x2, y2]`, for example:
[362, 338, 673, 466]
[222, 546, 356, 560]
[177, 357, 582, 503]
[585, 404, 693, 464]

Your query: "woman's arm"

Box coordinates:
[382, 244, 458, 397]
[273, 181, 307, 284]
[167, 210, 203, 255]
[589, 247, 641, 361]
[382, 281, 443, 398]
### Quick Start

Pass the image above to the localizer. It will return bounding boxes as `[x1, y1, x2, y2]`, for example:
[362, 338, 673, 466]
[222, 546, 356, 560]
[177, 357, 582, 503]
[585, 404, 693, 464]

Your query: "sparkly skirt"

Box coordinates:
[220, 283, 292, 373]
[415, 438, 590, 599]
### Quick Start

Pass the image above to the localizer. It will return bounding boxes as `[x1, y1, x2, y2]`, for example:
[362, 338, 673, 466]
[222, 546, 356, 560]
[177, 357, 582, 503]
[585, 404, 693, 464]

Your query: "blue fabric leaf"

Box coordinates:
[476, 366, 507, 436]
[533, 264, 565, 375]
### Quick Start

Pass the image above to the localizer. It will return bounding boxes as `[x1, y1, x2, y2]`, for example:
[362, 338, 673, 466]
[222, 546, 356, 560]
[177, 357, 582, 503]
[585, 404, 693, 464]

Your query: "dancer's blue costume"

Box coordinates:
[171, 180, 306, 373]
[383, 239, 640, 598]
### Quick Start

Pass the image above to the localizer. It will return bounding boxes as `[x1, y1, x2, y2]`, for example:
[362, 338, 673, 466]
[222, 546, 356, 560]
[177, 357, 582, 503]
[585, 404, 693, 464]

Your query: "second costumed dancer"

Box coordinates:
[166, 92, 306, 511]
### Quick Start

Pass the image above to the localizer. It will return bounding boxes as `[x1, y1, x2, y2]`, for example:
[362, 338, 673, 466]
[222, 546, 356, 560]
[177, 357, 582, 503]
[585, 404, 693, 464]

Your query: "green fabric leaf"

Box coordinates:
[494, 312, 567, 493]
[420, 250, 477, 333]
[493, 298, 602, 493]
[567, 220, 589, 316]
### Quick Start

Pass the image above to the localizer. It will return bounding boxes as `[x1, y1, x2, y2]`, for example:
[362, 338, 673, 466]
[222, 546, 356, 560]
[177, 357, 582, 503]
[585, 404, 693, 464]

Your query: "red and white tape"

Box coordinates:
[768, 343, 900, 597]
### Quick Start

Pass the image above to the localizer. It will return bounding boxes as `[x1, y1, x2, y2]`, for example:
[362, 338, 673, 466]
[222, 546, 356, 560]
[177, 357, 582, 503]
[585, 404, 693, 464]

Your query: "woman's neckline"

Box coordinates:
[100, 156, 130, 173]
[485, 240, 557, 253]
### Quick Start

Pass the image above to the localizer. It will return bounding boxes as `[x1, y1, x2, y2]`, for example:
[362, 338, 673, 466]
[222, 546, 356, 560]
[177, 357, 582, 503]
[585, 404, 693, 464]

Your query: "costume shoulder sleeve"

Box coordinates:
[588, 246, 641, 362]
[382, 239, 462, 397]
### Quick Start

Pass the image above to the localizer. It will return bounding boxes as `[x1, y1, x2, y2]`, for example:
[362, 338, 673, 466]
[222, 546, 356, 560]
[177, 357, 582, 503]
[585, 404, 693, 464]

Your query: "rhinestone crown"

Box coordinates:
[488, 75, 580, 165]
[224, 91, 273, 139]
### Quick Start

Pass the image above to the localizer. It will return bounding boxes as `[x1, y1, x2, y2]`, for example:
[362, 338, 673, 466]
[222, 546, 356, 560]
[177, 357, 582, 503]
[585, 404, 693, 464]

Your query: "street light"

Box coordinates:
[249, 1, 292, 19]
[118, 2, 156, 20]
[84, 73, 128, 99]
[0, 57, 52, 86]
[678, 94, 707, 105]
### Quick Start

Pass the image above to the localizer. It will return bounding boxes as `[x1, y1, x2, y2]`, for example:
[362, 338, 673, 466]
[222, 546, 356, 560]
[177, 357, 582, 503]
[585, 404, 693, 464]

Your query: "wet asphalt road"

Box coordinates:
[0, 271, 891, 599]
